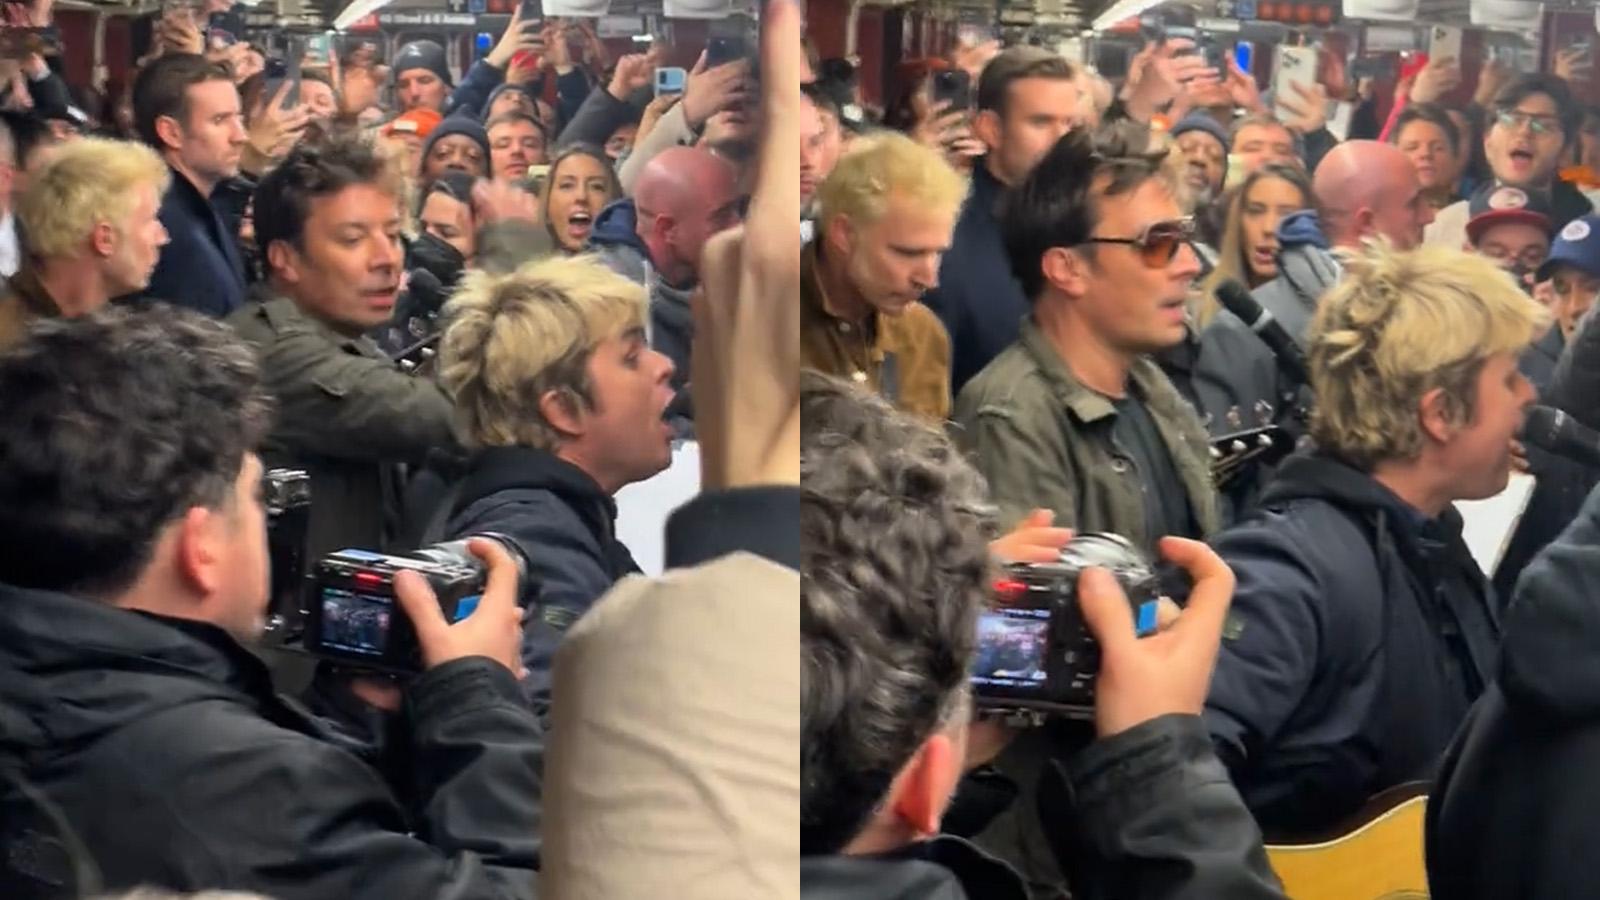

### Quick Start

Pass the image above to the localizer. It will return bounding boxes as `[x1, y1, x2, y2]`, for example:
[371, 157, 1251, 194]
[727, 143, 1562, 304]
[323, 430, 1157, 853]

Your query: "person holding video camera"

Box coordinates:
[228, 134, 455, 563]
[0, 305, 540, 899]
[1204, 243, 1546, 840]
[432, 254, 677, 721]
[799, 371, 1283, 900]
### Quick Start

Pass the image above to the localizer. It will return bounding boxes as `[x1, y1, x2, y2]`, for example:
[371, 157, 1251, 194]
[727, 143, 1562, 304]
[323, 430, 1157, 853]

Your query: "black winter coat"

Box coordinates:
[0, 582, 542, 899]
[1428, 481, 1600, 899]
[804, 716, 1284, 900]
[1205, 452, 1499, 839]
[442, 446, 641, 722]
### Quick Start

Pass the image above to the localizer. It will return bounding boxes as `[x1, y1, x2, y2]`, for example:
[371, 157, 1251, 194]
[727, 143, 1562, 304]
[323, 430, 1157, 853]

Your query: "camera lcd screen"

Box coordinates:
[971, 608, 1049, 688]
[317, 587, 393, 657]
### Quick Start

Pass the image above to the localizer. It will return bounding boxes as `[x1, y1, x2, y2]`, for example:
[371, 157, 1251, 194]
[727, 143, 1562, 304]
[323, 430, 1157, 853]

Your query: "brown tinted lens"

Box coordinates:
[1140, 225, 1185, 266]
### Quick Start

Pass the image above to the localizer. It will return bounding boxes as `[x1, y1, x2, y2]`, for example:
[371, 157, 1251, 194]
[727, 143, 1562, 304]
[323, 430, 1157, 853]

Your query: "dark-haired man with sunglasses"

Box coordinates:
[1425, 74, 1593, 251]
[950, 124, 1222, 896]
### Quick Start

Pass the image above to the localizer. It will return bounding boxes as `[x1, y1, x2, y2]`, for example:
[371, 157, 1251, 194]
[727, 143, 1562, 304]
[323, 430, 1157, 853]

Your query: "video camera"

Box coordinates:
[971, 533, 1162, 720]
[263, 468, 530, 674]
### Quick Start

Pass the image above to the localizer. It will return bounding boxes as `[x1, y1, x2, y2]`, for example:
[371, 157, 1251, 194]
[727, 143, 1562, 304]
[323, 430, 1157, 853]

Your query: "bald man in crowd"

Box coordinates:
[1192, 141, 1436, 436]
[589, 145, 743, 398]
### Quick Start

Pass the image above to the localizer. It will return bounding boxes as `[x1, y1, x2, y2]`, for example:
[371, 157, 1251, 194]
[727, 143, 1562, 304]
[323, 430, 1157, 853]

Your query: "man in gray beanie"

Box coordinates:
[1171, 111, 1229, 209]
[393, 8, 544, 118]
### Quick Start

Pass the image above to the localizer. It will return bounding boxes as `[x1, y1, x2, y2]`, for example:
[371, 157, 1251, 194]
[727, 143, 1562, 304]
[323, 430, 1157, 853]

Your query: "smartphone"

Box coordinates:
[519, 0, 539, 19]
[1564, 32, 1595, 69]
[931, 69, 971, 110]
[306, 32, 333, 65]
[654, 66, 686, 98]
[1235, 41, 1254, 75]
[1428, 25, 1462, 64]
[1274, 45, 1317, 118]
[283, 37, 303, 108]
[706, 35, 744, 69]
[475, 32, 493, 59]
[1200, 37, 1227, 71]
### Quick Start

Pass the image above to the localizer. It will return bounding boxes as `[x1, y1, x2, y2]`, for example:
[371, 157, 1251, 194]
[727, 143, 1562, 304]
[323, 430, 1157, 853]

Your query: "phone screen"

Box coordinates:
[1235, 41, 1254, 74]
[284, 39, 303, 108]
[654, 66, 686, 97]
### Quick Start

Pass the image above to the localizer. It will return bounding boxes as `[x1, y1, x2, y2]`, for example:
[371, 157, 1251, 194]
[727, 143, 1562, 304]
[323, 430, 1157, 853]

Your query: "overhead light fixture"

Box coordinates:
[333, 0, 395, 31]
[1091, 0, 1168, 31]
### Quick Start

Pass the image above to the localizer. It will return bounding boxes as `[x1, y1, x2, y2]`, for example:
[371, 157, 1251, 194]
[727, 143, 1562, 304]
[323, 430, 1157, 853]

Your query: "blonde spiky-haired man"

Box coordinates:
[0, 136, 171, 348]
[1205, 240, 1549, 841]
[802, 130, 967, 422]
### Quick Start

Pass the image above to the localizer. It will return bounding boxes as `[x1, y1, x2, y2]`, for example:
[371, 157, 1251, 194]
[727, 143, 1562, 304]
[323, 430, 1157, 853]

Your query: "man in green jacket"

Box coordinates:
[228, 136, 455, 563]
[950, 124, 1221, 898]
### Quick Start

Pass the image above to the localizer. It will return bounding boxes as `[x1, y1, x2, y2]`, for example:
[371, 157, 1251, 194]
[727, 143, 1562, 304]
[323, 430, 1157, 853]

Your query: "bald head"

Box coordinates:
[1313, 140, 1432, 250]
[634, 146, 744, 285]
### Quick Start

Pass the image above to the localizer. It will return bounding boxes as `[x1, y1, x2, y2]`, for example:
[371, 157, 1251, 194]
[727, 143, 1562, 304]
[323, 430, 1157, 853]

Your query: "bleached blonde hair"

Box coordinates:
[17, 137, 170, 259]
[438, 254, 645, 450]
[1308, 240, 1551, 469]
[815, 130, 968, 232]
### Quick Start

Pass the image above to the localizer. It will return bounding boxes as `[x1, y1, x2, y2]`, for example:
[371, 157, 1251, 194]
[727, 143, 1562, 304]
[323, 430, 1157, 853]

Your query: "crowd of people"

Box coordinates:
[0, 0, 799, 895]
[798, 23, 1600, 900]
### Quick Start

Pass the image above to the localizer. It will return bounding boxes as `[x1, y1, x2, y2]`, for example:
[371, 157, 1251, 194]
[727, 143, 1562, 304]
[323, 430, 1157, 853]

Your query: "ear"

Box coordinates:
[266, 241, 300, 284]
[1418, 386, 1457, 445]
[1353, 207, 1378, 239]
[972, 108, 1002, 153]
[154, 114, 185, 154]
[888, 730, 962, 839]
[824, 213, 856, 260]
[1041, 246, 1089, 298]
[174, 505, 225, 599]
[538, 387, 586, 441]
[90, 220, 117, 259]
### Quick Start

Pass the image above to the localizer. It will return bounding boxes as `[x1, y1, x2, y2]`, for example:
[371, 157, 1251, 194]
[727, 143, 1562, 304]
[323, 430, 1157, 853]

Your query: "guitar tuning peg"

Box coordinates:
[1258, 433, 1273, 448]
[1226, 406, 1243, 429]
[1209, 445, 1222, 459]
[1255, 400, 1274, 425]
[420, 347, 436, 360]
[1230, 440, 1247, 454]
[399, 359, 417, 373]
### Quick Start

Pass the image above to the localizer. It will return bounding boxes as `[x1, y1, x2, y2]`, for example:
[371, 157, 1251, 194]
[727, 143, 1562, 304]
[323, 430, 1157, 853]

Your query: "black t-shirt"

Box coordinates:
[1112, 392, 1198, 550]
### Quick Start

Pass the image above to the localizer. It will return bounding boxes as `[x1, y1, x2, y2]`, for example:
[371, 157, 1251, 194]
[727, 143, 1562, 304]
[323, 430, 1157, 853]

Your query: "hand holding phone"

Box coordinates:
[931, 68, 971, 110]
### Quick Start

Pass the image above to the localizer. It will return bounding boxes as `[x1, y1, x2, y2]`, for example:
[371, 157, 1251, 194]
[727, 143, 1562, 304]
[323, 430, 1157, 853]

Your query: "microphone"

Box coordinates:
[1215, 279, 1309, 389]
[1522, 405, 1600, 469]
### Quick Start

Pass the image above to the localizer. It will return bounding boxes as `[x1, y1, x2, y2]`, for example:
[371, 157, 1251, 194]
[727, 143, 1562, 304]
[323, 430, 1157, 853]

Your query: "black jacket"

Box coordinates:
[1548, 302, 1600, 433]
[443, 446, 640, 720]
[1205, 452, 1499, 839]
[921, 163, 1029, 397]
[145, 166, 248, 318]
[0, 582, 541, 899]
[1427, 481, 1600, 899]
[803, 716, 1284, 900]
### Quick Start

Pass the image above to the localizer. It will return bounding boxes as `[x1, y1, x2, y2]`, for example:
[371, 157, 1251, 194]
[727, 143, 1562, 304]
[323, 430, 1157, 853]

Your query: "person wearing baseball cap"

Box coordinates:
[1538, 214, 1600, 344]
[380, 107, 442, 178]
[1464, 183, 1558, 292]
[393, 8, 544, 118]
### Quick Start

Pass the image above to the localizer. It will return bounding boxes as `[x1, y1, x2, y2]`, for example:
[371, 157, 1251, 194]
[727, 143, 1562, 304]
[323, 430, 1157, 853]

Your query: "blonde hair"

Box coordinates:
[815, 130, 968, 231]
[17, 137, 170, 259]
[1308, 241, 1551, 469]
[1197, 164, 1313, 328]
[439, 254, 646, 450]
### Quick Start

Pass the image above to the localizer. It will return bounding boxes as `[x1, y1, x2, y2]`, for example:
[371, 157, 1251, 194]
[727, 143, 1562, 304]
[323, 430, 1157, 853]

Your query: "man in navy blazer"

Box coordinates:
[133, 53, 248, 317]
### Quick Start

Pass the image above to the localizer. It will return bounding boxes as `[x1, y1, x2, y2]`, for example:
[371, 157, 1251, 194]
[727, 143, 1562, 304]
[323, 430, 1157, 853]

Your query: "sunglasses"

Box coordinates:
[1081, 217, 1197, 267]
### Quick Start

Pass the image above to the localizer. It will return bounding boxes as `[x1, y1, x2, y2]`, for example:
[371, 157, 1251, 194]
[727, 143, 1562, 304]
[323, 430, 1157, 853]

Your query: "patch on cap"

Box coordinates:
[1562, 219, 1593, 243]
[1488, 186, 1530, 210]
[390, 120, 420, 135]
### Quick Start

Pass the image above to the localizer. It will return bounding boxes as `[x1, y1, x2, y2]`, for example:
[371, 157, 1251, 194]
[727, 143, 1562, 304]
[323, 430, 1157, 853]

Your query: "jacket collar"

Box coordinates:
[1016, 315, 1188, 426]
[802, 240, 889, 360]
[6, 266, 59, 319]
[456, 445, 619, 543]
[258, 290, 389, 360]
[800, 836, 1029, 900]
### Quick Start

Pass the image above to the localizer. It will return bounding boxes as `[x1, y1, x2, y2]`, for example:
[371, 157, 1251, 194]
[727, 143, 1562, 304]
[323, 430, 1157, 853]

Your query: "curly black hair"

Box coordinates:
[800, 370, 998, 855]
[0, 304, 274, 597]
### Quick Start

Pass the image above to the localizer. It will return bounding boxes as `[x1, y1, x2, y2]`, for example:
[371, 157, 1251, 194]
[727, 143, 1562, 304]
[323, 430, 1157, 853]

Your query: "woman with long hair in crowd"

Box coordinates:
[540, 143, 622, 255]
[1196, 163, 1313, 328]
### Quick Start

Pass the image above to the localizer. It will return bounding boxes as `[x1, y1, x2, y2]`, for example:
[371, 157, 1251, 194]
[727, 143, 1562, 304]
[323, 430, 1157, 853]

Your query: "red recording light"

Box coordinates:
[353, 572, 385, 587]
[993, 579, 1028, 602]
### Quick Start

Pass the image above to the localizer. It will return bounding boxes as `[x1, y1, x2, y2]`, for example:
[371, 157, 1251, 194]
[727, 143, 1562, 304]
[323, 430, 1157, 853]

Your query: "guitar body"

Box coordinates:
[1264, 782, 1430, 900]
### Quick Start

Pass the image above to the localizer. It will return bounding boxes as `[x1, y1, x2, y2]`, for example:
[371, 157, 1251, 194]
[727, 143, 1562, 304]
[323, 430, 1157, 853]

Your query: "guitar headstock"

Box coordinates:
[1210, 421, 1294, 490]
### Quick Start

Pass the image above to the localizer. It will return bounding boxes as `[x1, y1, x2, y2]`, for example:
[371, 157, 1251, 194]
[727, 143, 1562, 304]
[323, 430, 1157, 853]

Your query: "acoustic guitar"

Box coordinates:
[1264, 782, 1431, 900]
[1210, 423, 1295, 491]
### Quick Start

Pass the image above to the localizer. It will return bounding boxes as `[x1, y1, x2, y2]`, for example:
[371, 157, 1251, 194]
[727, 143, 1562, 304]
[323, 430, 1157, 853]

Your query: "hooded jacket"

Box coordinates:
[443, 445, 641, 722]
[1427, 482, 1600, 900]
[0, 582, 541, 898]
[1192, 211, 1340, 432]
[588, 199, 694, 402]
[1205, 452, 1499, 840]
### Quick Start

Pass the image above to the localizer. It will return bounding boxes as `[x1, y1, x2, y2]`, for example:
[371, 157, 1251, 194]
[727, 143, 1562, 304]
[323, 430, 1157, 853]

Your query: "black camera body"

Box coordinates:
[305, 545, 485, 674]
[971, 533, 1161, 719]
